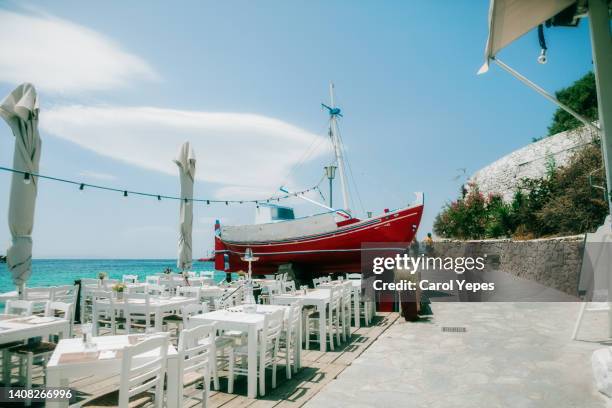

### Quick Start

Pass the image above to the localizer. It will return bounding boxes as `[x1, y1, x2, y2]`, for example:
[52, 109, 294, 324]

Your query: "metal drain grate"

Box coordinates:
[442, 326, 467, 333]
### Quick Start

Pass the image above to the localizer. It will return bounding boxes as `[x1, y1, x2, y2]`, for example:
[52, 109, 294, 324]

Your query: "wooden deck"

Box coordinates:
[7, 313, 398, 407]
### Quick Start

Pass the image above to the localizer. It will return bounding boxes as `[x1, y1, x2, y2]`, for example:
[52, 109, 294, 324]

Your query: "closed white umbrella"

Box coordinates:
[174, 141, 196, 271]
[0, 83, 41, 298]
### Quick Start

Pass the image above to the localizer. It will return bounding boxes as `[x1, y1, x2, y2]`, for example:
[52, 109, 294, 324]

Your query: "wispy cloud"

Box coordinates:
[0, 9, 158, 93]
[78, 170, 116, 181]
[41, 105, 329, 193]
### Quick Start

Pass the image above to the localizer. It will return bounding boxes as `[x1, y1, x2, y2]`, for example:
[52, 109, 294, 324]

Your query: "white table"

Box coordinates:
[0, 315, 70, 386]
[190, 304, 292, 399]
[272, 289, 331, 352]
[46, 334, 179, 408]
[93, 296, 196, 334]
[319, 280, 363, 328]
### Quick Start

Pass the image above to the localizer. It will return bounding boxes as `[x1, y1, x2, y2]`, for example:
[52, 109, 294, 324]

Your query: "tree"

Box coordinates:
[547, 71, 598, 136]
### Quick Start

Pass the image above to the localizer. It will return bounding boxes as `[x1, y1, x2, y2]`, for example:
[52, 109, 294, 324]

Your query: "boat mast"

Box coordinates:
[326, 82, 351, 213]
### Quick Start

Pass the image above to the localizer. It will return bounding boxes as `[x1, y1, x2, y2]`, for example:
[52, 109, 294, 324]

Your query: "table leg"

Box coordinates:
[319, 302, 326, 352]
[247, 326, 257, 398]
[354, 291, 360, 329]
[155, 309, 162, 332]
[46, 370, 67, 408]
[296, 319, 302, 371]
[2, 349, 10, 386]
[167, 356, 179, 408]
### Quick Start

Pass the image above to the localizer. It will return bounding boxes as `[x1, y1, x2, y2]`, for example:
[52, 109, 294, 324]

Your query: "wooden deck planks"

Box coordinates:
[57, 312, 398, 408]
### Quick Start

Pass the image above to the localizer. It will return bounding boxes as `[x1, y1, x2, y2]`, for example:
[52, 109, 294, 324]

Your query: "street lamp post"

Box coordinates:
[324, 165, 337, 207]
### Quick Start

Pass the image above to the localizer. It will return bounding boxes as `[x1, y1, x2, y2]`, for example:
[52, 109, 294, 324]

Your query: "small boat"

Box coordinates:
[215, 84, 424, 275]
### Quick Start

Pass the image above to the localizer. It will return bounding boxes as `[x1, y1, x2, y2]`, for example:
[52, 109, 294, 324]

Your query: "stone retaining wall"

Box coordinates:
[435, 235, 584, 296]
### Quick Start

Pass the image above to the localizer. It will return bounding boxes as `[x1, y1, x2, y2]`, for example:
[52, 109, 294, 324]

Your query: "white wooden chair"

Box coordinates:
[340, 281, 353, 341]
[178, 323, 216, 407]
[126, 293, 156, 334]
[83, 334, 169, 408]
[304, 286, 341, 350]
[8, 301, 71, 405]
[51, 285, 78, 324]
[1, 300, 36, 387]
[181, 302, 232, 392]
[228, 309, 284, 396]
[312, 277, 322, 288]
[24, 287, 54, 314]
[92, 290, 124, 336]
[279, 299, 303, 379]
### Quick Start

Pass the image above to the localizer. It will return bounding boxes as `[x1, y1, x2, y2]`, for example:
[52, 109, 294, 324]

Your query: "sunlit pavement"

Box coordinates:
[306, 302, 612, 408]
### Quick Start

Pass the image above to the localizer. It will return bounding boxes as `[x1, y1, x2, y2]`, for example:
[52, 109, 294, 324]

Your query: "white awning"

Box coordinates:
[478, 0, 576, 73]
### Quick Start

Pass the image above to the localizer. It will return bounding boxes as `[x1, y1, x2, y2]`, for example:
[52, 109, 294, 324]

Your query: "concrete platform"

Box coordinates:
[306, 302, 612, 408]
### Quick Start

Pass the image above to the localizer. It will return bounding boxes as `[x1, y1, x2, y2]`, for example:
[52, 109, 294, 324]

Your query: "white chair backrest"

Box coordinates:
[177, 286, 202, 299]
[312, 278, 321, 288]
[126, 293, 153, 332]
[24, 286, 54, 301]
[119, 334, 169, 408]
[5, 299, 35, 316]
[182, 302, 209, 329]
[346, 273, 361, 280]
[123, 274, 139, 284]
[45, 301, 72, 319]
[45, 300, 73, 335]
[329, 286, 341, 311]
[92, 290, 115, 314]
[52, 284, 77, 300]
[286, 299, 303, 341]
[178, 323, 215, 378]
[146, 275, 160, 285]
[284, 281, 296, 293]
[146, 284, 166, 296]
[261, 309, 284, 354]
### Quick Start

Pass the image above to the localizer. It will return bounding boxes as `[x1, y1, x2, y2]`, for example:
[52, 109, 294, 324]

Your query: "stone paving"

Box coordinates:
[306, 302, 612, 408]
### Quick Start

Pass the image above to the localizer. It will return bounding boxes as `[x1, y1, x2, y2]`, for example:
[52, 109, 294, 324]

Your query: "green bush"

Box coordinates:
[547, 71, 598, 137]
[434, 143, 607, 239]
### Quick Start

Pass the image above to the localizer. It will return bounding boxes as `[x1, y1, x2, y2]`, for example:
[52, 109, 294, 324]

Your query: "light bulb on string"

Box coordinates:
[23, 173, 31, 185]
[206, 200, 210, 205]
[123, 190, 128, 197]
[79, 183, 85, 192]
[157, 195, 161, 201]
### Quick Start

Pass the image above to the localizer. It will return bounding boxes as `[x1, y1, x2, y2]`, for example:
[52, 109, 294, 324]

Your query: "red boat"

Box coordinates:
[214, 200, 423, 275]
[214, 83, 424, 275]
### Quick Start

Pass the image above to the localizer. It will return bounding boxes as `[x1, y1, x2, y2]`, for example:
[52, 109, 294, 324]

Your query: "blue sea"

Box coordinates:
[0, 259, 224, 294]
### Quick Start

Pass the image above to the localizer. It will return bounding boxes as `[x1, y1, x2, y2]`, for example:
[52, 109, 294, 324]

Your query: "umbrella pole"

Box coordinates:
[587, 0, 612, 337]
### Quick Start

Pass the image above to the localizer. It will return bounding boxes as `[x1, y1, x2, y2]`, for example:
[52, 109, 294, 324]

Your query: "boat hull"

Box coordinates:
[215, 204, 424, 275]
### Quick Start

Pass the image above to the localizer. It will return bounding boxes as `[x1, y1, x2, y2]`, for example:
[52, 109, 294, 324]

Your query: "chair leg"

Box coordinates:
[272, 358, 277, 389]
[212, 350, 220, 391]
[25, 353, 33, 407]
[305, 315, 310, 350]
[285, 344, 291, 379]
[228, 350, 235, 394]
[259, 354, 266, 397]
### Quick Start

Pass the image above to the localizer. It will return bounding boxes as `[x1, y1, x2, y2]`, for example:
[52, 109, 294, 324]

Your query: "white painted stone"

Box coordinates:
[468, 126, 596, 201]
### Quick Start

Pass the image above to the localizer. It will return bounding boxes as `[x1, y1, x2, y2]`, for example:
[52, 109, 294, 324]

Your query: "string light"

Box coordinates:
[0, 165, 323, 206]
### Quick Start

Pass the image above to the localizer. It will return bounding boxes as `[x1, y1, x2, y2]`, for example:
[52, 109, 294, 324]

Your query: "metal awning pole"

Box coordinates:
[588, 0, 612, 217]
[586, 0, 612, 337]
[492, 57, 601, 135]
